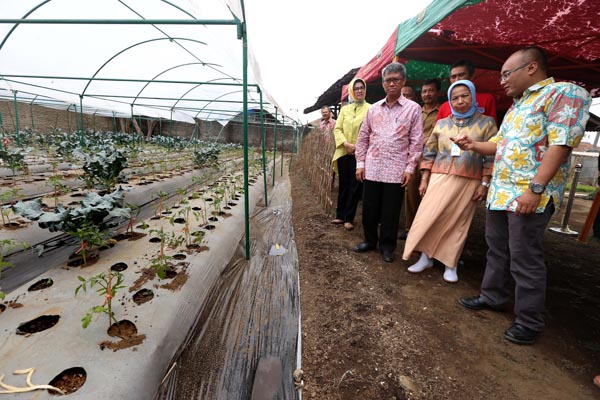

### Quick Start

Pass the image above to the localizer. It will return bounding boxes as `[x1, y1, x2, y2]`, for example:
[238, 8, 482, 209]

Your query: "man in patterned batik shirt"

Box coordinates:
[453, 46, 591, 345]
[353, 62, 423, 263]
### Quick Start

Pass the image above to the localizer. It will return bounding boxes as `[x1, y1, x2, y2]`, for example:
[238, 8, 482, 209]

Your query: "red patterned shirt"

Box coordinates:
[355, 97, 423, 183]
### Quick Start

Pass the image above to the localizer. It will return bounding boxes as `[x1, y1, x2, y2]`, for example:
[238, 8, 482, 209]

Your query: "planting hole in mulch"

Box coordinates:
[0, 304, 5, 314]
[110, 262, 128, 272]
[150, 216, 161, 220]
[67, 253, 99, 267]
[171, 205, 180, 209]
[108, 319, 137, 339]
[132, 288, 154, 305]
[113, 231, 146, 241]
[149, 237, 162, 243]
[101, 320, 146, 351]
[28, 278, 54, 292]
[224, 206, 232, 210]
[192, 206, 201, 211]
[173, 253, 187, 260]
[48, 367, 87, 395]
[228, 202, 237, 206]
[208, 216, 218, 222]
[205, 198, 213, 202]
[173, 217, 186, 224]
[16, 315, 60, 335]
[2, 222, 22, 229]
[191, 230, 205, 237]
[70, 193, 84, 198]
[187, 244, 209, 252]
[33, 177, 46, 182]
[67, 201, 79, 206]
[204, 224, 216, 230]
[162, 211, 172, 215]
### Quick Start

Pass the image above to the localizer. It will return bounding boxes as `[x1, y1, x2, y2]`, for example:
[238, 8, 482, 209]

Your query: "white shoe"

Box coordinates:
[443, 266, 458, 283]
[407, 253, 433, 273]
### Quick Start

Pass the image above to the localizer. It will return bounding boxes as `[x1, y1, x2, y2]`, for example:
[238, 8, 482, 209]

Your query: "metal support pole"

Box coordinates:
[289, 125, 297, 172]
[272, 107, 278, 186]
[93, 111, 97, 131]
[242, 21, 250, 260]
[112, 112, 117, 132]
[79, 95, 85, 146]
[67, 105, 72, 132]
[260, 90, 268, 207]
[280, 116, 285, 176]
[12, 90, 21, 146]
[550, 163, 583, 235]
[29, 99, 35, 130]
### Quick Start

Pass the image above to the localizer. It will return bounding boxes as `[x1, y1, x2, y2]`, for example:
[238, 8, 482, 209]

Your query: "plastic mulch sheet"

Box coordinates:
[156, 173, 301, 399]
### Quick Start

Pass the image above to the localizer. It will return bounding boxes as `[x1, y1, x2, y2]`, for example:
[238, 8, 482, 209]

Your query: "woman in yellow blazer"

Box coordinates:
[331, 78, 370, 230]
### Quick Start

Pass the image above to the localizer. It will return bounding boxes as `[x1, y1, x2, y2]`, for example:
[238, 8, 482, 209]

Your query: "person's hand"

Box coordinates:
[355, 168, 365, 182]
[450, 135, 474, 151]
[344, 142, 356, 154]
[401, 172, 412, 187]
[472, 185, 488, 201]
[418, 179, 428, 197]
[515, 190, 541, 215]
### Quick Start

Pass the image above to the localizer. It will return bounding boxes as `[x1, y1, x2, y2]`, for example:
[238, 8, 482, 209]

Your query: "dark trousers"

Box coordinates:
[362, 179, 404, 252]
[481, 200, 554, 332]
[404, 165, 422, 231]
[336, 155, 362, 223]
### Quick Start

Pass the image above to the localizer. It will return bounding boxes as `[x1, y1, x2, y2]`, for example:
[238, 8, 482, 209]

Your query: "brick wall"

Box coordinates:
[0, 100, 297, 151]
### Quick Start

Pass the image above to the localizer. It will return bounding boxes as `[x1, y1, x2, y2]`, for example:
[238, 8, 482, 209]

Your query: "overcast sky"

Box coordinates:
[244, 0, 434, 123]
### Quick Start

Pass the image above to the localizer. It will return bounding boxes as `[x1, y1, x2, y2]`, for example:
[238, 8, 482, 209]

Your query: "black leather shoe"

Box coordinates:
[381, 250, 394, 263]
[398, 231, 408, 240]
[504, 323, 539, 345]
[458, 296, 504, 311]
[354, 242, 376, 253]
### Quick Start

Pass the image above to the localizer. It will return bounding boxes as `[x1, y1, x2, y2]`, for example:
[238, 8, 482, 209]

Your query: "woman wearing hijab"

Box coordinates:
[331, 78, 371, 230]
[402, 80, 497, 283]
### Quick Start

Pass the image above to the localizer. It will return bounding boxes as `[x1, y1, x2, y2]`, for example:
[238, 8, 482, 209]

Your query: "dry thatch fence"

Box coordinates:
[296, 128, 336, 215]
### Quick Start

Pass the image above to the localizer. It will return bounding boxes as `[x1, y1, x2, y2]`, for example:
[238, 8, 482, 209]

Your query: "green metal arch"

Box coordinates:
[169, 77, 239, 110]
[80, 37, 209, 96]
[193, 89, 245, 120]
[0, 0, 51, 51]
[132, 62, 223, 105]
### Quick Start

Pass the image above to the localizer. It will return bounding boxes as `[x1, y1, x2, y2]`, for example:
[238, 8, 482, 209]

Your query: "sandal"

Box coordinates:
[344, 222, 354, 231]
[331, 219, 344, 225]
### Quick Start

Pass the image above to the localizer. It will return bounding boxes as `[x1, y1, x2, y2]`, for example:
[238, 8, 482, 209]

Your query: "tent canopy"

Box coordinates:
[337, 0, 599, 111]
[0, 0, 287, 125]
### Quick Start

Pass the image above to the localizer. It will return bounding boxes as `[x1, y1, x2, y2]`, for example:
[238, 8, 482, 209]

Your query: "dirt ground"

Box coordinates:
[291, 169, 600, 400]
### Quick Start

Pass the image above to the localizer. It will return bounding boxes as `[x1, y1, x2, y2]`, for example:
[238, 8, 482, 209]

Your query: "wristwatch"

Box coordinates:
[480, 181, 490, 188]
[529, 181, 545, 194]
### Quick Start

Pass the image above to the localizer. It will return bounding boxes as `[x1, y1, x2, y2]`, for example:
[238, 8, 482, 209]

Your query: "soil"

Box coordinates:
[100, 320, 146, 351]
[49, 367, 87, 395]
[112, 231, 147, 241]
[27, 278, 54, 291]
[159, 262, 189, 292]
[129, 268, 157, 293]
[132, 288, 154, 305]
[16, 315, 60, 335]
[291, 169, 600, 400]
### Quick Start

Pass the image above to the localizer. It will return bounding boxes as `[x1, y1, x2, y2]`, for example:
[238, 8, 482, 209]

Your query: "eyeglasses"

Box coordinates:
[383, 77, 403, 85]
[499, 62, 531, 82]
[353, 87, 365, 92]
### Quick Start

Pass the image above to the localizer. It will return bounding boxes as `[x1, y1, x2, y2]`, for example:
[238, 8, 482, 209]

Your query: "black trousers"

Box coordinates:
[362, 179, 404, 252]
[336, 155, 362, 223]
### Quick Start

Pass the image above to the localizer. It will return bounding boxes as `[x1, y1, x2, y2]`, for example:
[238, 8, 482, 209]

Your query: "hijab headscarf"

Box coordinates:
[348, 78, 367, 104]
[447, 79, 483, 118]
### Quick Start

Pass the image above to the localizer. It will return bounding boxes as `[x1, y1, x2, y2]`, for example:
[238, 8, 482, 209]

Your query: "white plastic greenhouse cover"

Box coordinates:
[0, 0, 279, 124]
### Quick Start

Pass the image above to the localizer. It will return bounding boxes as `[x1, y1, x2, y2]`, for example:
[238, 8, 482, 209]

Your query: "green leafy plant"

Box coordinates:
[47, 174, 70, 208]
[175, 188, 187, 207]
[13, 188, 130, 263]
[75, 270, 125, 329]
[0, 147, 31, 177]
[0, 239, 29, 299]
[148, 227, 173, 279]
[193, 143, 221, 169]
[79, 147, 128, 191]
[153, 190, 169, 217]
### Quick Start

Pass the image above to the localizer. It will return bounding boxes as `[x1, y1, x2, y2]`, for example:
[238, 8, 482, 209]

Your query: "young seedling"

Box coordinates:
[175, 187, 186, 207]
[124, 203, 141, 234]
[148, 227, 173, 279]
[69, 220, 109, 266]
[153, 190, 169, 217]
[47, 174, 70, 208]
[75, 270, 125, 330]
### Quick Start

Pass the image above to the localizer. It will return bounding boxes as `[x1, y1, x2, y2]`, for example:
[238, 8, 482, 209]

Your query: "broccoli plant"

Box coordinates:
[79, 147, 128, 191]
[75, 270, 125, 329]
[0, 147, 31, 177]
[13, 187, 130, 265]
[193, 143, 221, 169]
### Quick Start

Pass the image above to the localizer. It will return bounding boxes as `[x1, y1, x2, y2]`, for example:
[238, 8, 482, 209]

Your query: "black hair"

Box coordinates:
[450, 59, 475, 76]
[519, 46, 548, 73]
[422, 78, 441, 91]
